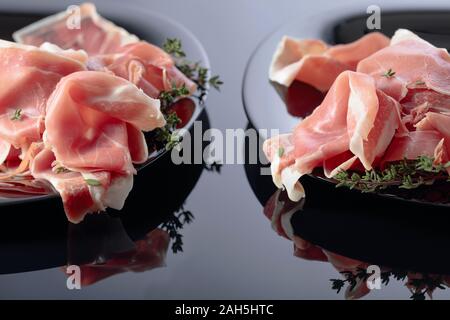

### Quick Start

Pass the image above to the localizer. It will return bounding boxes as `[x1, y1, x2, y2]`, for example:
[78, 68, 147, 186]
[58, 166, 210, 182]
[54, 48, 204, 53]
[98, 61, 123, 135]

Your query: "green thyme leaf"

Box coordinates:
[162, 38, 186, 58]
[85, 179, 101, 186]
[333, 155, 449, 192]
[382, 68, 396, 78]
[10, 109, 22, 121]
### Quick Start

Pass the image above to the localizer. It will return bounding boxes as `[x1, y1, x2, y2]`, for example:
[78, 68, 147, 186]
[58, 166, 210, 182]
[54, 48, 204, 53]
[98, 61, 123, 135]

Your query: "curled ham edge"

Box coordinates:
[265, 29, 450, 202]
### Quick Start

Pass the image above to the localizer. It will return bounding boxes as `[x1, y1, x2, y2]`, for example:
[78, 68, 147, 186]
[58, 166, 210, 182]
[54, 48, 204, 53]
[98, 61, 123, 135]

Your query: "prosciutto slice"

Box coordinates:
[88, 41, 197, 98]
[357, 29, 450, 101]
[381, 131, 444, 165]
[13, 3, 138, 55]
[0, 40, 86, 172]
[265, 29, 450, 201]
[31, 71, 164, 223]
[269, 32, 389, 91]
[264, 71, 403, 200]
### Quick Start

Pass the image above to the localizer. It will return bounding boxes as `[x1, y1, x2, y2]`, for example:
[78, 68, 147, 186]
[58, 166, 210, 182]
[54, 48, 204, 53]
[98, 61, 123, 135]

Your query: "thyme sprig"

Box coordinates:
[158, 83, 190, 111]
[333, 156, 450, 193]
[162, 38, 223, 104]
[154, 112, 182, 151]
[162, 38, 186, 58]
[153, 39, 222, 150]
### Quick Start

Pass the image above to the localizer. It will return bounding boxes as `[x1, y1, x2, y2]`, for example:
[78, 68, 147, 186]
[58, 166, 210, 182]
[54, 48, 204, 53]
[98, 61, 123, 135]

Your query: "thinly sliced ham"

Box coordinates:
[265, 29, 450, 201]
[29, 71, 164, 223]
[13, 3, 138, 55]
[264, 71, 403, 200]
[381, 131, 444, 166]
[44, 71, 164, 175]
[269, 32, 389, 91]
[0, 40, 85, 172]
[357, 29, 450, 101]
[88, 41, 197, 98]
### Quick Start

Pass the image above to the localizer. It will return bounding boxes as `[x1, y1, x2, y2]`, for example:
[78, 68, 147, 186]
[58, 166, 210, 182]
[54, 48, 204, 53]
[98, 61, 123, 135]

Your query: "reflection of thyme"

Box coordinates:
[160, 205, 194, 253]
[334, 156, 450, 193]
[330, 268, 447, 300]
[204, 162, 222, 173]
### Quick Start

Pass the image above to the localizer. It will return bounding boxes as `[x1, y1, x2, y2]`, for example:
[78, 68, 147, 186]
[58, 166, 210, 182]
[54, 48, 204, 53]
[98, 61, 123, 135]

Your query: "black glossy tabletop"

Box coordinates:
[0, 0, 450, 300]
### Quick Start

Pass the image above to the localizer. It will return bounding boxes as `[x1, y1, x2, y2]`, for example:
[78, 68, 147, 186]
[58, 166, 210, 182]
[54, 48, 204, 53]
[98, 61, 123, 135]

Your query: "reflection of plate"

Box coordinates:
[243, 135, 450, 277]
[242, 11, 450, 207]
[0, 7, 210, 205]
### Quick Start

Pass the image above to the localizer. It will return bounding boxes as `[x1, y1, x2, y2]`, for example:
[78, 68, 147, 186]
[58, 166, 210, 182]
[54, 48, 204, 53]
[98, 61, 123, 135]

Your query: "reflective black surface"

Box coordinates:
[1, 1, 450, 300]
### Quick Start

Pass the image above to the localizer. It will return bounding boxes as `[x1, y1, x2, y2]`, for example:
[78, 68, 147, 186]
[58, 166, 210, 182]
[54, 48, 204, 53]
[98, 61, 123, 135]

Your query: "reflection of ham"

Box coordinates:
[88, 41, 197, 98]
[264, 71, 403, 201]
[263, 189, 371, 299]
[64, 229, 169, 286]
[13, 3, 138, 55]
[31, 71, 165, 223]
[269, 32, 389, 91]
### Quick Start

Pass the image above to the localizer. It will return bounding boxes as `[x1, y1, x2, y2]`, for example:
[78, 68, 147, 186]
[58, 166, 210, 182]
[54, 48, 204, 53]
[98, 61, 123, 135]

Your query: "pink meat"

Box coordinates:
[88, 41, 197, 98]
[30, 71, 165, 223]
[264, 71, 404, 200]
[357, 29, 450, 101]
[13, 3, 138, 55]
[269, 32, 389, 91]
[44, 71, 165, 174]
[0, 41, 85, 152]
[381, 131, 444, 166]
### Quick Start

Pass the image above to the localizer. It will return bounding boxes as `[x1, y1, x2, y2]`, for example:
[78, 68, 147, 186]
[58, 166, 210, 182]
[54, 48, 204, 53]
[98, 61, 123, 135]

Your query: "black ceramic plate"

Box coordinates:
[242, 10, 450, 207]
[0, 7, 210, 205]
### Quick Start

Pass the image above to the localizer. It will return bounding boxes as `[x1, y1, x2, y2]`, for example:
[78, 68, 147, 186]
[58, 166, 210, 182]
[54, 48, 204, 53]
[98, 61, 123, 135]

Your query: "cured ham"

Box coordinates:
[88, 41, 197, 98]
[0, 40, 86, 174]
[264, 71, 403, 200]
[0, 3, 207, 223]
[29, 71, 164, 223]
[357, 29, 450, 101]
[269, 32, 389, 91]
[265, 28, 450, 201]
[13, 3, 196, 98]
[13, 3, 138, 55]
